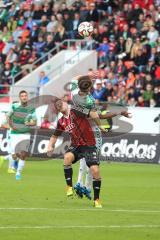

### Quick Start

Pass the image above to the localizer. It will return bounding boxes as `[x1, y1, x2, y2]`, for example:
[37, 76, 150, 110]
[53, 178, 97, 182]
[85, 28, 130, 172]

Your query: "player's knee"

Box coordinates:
[12, 154, 17, 160]
[90, 165, 100, 179]
[64, 154, 73, 165]
[20, 151, 28, 160]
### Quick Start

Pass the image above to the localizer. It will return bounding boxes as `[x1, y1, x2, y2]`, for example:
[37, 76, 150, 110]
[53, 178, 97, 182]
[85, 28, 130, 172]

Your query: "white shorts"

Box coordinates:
[9, 133, 31, 154]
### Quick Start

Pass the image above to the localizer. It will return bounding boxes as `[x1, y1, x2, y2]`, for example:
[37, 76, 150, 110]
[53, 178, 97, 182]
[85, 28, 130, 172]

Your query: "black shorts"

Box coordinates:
[66, 145, 100, 167]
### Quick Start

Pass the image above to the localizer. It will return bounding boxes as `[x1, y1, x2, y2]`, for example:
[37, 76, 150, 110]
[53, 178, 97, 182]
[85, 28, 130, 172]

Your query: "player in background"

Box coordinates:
[0, 113, 18, 173]
[7, 90, 37, 180]
[47, 99, 103, 208]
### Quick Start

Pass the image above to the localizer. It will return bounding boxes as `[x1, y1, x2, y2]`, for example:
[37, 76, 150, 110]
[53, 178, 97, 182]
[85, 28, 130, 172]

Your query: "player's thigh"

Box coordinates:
[84, 147, 100, 167]
[10, 134, 31, 157]
[19, 151, 29, 160]
[64, 152, 75, 165]
[15, 134, 31, 154]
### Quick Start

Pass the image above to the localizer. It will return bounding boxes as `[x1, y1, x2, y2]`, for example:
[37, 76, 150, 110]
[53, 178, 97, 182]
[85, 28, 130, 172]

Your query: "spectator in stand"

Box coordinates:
[131, 37, 143, 59]
[86, 2, 99, 23]
[44, 34, 55, 52]
[5, 48, 17, 64]
[143, 83, 154, 104]
[11, 60, 22, 80]
[145, 59, 157, 77]
[33, 36, 46, 56]
[147, 25, 159, 45]
[115, 36, 126, 55]
[136, 96, 145, 107]
[18, 48, 30, 66]
[120, 24, 131, 40]
[106, 72, 118, 86]
[96, 37, 109, 66]
[2, 63, 12, 84]
[0, 39, 5, 53]
[72, 12, 81, 39]
[63, 12, 73, 39]
[126, 72, 136, 89]
[47, 15, 58, 33]
[54, 24, 67, 44]
[149, 98, 157, 107]
[115, 59, 126, 75]
[41, 115, 51, 129]
[38, 71, 49, 87]
[125, 38, 133, 60]
[92, 79, 108, 102]
[134, 48, 148, 72]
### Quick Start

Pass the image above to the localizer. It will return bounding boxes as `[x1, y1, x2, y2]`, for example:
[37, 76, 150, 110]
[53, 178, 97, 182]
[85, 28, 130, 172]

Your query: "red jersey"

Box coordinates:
[41, 120, 50, 129]
[55, 110, 98, 147]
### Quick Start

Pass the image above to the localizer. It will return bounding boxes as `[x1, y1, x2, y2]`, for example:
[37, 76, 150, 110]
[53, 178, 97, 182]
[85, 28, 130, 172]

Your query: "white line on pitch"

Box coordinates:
[0, 208, 160, 213]
[0, 225, 160, 229]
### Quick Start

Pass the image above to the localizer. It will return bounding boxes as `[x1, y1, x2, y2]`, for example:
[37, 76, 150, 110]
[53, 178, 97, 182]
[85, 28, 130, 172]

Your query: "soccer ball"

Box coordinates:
[78, 22, 93, 38]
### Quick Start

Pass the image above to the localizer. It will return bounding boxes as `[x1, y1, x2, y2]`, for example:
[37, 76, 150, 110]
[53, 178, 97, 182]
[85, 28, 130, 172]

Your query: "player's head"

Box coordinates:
[19, 90, 28, 104]
[55, 99, 68, 114]
[78, 75, 92, 93]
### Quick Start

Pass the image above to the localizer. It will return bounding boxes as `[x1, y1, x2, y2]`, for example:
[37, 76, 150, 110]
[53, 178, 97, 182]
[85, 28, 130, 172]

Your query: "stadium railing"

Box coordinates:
[11, 39, 96, 85]
[0, 39, 96, 102]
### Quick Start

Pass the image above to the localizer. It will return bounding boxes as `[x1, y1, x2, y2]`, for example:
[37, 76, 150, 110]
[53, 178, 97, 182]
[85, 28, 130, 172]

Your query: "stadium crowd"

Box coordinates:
[0, 0, 159, 107]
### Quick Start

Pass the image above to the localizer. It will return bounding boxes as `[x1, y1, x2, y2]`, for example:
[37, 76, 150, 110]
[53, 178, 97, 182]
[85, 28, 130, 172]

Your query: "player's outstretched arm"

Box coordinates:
[89, 110, 107, 133]
[99, 111, 132, 119]
[47, 135, 58, 157]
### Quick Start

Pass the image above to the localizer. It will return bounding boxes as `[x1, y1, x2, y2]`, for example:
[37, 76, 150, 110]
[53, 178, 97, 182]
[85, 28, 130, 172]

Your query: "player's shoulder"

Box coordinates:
[12, 102, 20, 110]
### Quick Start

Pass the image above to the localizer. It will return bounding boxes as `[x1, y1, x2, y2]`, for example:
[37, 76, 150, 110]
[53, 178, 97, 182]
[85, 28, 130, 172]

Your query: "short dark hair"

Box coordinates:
[78, 76, 92, 92]
[19, 90, 28, 96]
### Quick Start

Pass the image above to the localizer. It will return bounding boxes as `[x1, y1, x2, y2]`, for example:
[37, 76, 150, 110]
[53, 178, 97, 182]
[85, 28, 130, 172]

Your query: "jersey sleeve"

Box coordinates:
[6, 104, 14, 119]
[71, 79, 78, 92]
[52, 121, 64, 136]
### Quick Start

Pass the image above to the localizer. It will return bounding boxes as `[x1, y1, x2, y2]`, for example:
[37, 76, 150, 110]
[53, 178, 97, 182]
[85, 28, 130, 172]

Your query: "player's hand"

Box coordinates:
[88, 71, 99, 80]
[99, 127, 108, 133]
[25, 120, 36, 126]
[121, 111, 132, 118]
[25, 121, 30, 126]
[75, 75, 83, 81]
[47, 146, 54, 157]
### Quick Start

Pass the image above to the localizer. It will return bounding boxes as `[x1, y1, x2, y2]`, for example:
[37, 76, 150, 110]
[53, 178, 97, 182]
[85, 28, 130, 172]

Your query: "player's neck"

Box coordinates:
[21, 102, 27, 107]
[62, 109, 70, 118]
[79, 91, 88, 96]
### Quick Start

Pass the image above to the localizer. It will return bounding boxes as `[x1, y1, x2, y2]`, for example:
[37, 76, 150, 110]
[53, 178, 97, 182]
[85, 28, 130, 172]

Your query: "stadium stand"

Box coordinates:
[0, 0, 159, 107]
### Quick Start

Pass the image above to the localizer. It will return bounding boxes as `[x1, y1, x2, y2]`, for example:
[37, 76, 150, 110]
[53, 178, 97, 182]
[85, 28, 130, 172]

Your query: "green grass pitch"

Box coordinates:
[0, 159, 160, 240]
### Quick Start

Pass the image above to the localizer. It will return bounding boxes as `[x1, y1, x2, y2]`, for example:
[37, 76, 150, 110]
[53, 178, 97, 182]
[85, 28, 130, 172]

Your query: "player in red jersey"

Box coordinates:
[47, 99, 103, 208]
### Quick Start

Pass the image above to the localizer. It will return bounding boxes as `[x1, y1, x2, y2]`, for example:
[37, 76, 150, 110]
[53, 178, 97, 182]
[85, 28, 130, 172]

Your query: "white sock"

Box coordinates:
[77, 158, 87, 186]
[8, 155, 15, 169]
[3, 155, 10, 161]
[85, 167, 92, 191]
[16, 159, 25, 175]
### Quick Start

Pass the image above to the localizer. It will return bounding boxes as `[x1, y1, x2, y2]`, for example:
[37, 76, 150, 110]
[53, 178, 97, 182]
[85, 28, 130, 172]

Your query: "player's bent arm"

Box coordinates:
[7, 117, 17, 130]
[47, 135, 58, 157]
